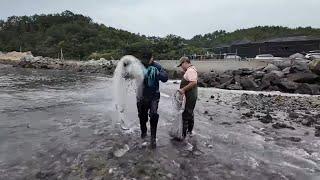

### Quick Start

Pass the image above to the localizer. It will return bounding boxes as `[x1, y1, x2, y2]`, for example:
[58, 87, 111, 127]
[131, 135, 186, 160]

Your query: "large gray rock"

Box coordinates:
[263, 64, 280, 73]
[18, 59, 36, 68]
[282, 67, 291, 75]
[295, 83, 320, 95]
[209, 81, 221, 87]
[218, 74, 233, 84]
[270, 70, 284, 78]
[216, 78, 233, 89]
[260, 71, 282, 90]
[287, 72, 319, 83]
[272, 59, 292, 70]
[309, 59, 320, 75]
[240, 76, 259, 90]
[201, 72, 217, 84]
[252, 71, 265, 79]
[276, 79, 299, 93]
[290, 60, 310, 73]
[227, 83, 243, 90]
[289, 53, 305, 60]
[232, 68, 254, 76]
[198, 79, 208, 87]
[20, 55, 35, 61]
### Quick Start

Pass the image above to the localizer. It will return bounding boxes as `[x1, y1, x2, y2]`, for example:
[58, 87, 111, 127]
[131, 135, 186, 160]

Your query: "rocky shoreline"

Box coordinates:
[198, 58, 320, 95]
[1, 51, 320, 95]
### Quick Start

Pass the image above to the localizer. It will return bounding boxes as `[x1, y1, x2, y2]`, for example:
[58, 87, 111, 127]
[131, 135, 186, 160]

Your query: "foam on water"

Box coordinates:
[112, 55, 145, 130]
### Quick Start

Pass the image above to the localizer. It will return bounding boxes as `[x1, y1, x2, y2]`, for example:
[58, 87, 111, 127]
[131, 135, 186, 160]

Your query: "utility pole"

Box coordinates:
[60, 48, 64, 61]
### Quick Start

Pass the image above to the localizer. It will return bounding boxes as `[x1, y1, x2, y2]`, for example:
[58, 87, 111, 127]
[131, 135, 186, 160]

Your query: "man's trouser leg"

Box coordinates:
[137, 100, 149, 138]
[149, 99, 159, 148]
[182, 97, 197, 137]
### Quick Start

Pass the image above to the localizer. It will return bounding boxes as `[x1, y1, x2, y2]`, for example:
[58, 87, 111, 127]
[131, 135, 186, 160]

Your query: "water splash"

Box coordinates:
[112, 55, 145, 130]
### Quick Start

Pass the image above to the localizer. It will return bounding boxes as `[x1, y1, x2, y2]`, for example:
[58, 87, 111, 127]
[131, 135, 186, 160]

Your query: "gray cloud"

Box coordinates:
[0, 0, 319, 38]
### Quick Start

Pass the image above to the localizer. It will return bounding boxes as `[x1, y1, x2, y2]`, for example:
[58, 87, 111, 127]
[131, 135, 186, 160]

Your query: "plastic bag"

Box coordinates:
[169, 91, 186, 140]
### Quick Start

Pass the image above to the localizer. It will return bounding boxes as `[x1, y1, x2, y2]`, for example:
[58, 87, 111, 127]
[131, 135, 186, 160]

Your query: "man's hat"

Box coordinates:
[177, 57, 190, 67]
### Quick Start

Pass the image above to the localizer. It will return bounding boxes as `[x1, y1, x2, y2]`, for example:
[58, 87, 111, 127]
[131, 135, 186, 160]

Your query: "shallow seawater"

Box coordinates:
[0, 64, 320, 180]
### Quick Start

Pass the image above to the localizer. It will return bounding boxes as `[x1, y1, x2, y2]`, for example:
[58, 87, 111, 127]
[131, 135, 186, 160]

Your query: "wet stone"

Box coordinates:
[242, 111, 254, 118]
[113, 144, 130, 158]
[272, 123, 295, 130]
[259, 113, 273, 124]
[288, 112, 299, 119]
[220, 122, 232, 126]
[301, 118, 315, 127]
[283, 137, 302, 142]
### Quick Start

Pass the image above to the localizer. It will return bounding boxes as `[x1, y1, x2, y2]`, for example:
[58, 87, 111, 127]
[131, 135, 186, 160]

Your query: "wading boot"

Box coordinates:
[150, 114, 159, 149]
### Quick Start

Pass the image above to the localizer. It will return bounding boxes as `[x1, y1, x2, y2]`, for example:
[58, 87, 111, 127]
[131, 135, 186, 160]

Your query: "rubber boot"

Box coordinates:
[150, 114, 159, 149]
[140, 117, 148, 139]
[137, 101, 148, 139]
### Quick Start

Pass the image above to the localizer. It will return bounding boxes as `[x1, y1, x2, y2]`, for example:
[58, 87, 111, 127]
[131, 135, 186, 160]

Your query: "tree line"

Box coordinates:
[1, 10, 319, 60]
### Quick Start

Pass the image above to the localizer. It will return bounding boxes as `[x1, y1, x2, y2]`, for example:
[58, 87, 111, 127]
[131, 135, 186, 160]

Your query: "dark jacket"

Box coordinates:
[137, 62, 168, 101]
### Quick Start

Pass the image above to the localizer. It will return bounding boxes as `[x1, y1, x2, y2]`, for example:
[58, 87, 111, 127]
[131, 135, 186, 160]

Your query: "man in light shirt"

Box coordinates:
[177, 57, 198, 138]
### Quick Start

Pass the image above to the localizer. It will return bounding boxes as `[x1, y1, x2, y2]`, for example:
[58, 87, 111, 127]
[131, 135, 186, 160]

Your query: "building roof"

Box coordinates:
[231, 39, 252, 45]
[257, 36, 320, 43]
[214, 36, 320, 49]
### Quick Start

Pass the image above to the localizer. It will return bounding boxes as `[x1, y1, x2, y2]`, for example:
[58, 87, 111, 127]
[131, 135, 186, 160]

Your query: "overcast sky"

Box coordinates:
[1, 0, 319, 39]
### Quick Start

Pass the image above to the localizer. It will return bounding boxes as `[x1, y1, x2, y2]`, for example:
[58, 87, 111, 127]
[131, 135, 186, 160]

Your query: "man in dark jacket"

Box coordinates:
[136, 50, 168, 149]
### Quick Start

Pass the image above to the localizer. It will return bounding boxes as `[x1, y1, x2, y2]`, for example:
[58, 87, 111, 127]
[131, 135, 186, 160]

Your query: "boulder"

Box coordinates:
[260, 71, 282, 90]
[289, 53, 305, 60]
[209, 81, 220, 87]
[309, 59, 320, 75]
[282, 67, 291, 75]
[252, 71, 265, 79]
[226, 83, 243, 90]
[234, 75, 241, 84]
[272, 59, 292, 70]
[263, 64, 280, 73]
[201, 72, 217, 84]
[286, 72, 319, 83]
[270, 70, 284, 78]
[197, 79, 208, 87]
[240, 76, 259, 90]
[20, 54, 34, 61]
[290, 60, 310, 73]
[216, 78, 233, 89]
[295, 83, 320, 95]
[276, 79, 299, 93]
[233, 68, 254, 76]
[266, 85, 280, 91]
[218, 74, 233, 84]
